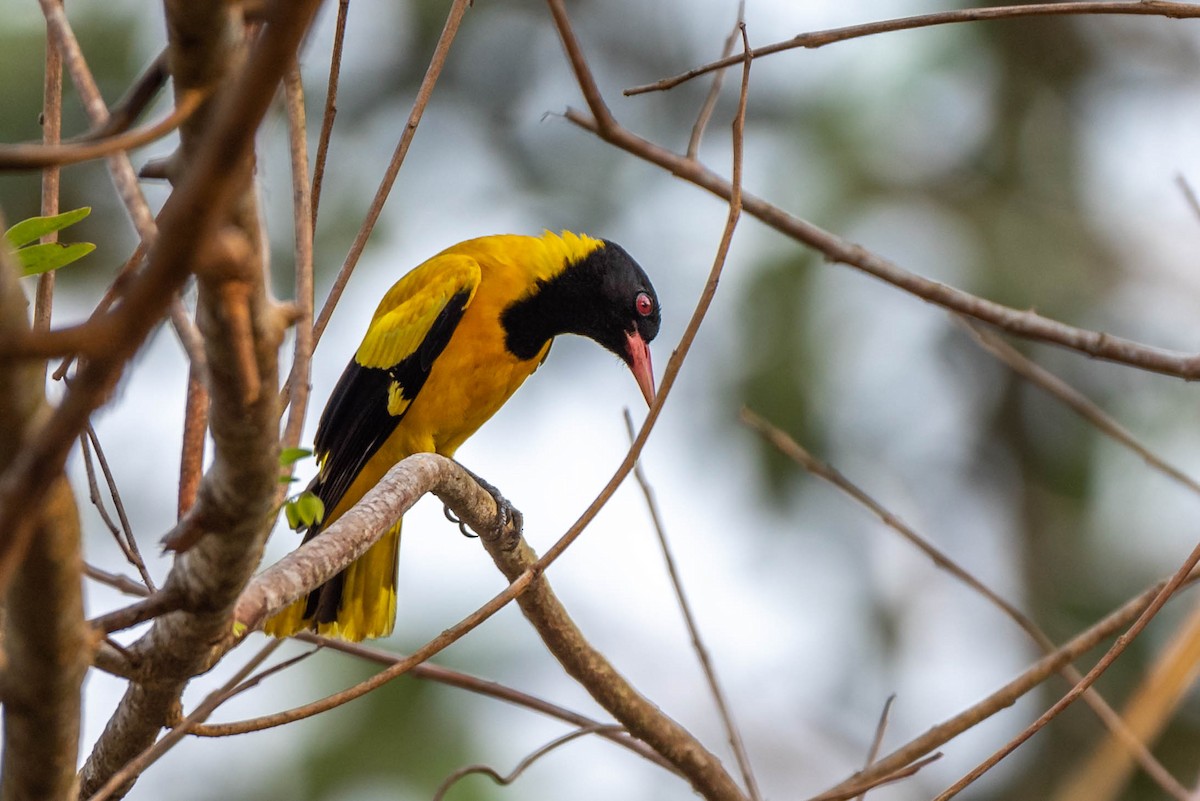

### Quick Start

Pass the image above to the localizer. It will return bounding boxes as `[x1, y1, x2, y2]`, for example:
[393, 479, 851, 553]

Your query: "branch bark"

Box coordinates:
[0, 232, 88, 801]
[480, 533, 748, 801]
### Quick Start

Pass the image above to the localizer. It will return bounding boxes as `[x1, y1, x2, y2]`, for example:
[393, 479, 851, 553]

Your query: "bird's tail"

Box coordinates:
[263, 519, 401, 642]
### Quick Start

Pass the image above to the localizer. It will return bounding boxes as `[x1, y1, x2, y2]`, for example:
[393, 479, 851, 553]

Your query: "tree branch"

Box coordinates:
[626, 1, 1200, 95]
[76, 1, 323, 796]
[562, 109, 1200, 379]
[0, 228, 88, 801]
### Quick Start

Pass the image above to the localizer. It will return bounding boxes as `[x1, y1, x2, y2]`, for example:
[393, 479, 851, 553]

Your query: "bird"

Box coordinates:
[264, 231, 661, 641]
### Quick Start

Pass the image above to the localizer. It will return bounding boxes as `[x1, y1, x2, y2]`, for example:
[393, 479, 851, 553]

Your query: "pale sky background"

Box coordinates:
[6, 0, 1200, 799]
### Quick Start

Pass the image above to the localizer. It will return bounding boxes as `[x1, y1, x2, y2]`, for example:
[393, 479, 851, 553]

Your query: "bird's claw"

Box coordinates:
[451, 463, 523, 551]
[443, 505, 477, 539]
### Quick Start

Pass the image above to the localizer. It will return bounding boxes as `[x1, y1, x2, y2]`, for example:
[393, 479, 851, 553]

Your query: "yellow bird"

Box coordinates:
[266, 231, 660, 641]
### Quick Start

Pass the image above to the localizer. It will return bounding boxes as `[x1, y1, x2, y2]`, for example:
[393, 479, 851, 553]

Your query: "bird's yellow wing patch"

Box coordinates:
[356, 254, 481, 370]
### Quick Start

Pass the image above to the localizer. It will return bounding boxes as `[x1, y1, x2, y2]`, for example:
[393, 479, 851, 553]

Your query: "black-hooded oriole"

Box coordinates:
[265, 231, 660, 641]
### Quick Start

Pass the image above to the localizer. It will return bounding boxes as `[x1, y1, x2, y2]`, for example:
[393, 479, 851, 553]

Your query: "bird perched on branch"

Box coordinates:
[265, 231, 661, 641]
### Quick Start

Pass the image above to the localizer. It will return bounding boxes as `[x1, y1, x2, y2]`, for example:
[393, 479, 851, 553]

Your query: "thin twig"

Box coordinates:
[34, 4, 63, 340]
[310, 0, 470, 348]
[931, 544, 1200, 800]
[432, 725, 626, 801]
[687, 1, 744, 160]
[84, 563, 151, 598]
[626, 1, 1200, 95]
[310, 0, 349, 229]
[856, 695, 896, 801]
[85, 424, 155, 591]
[535, 0, 746, 573]
[740, 407, 1190, 800]
[281, 62, 315, 453]
[624, 411, 761, 801]
[272, 633, 679, 772]
[1176, 174, 1200, 222]
[809, 571, 1200, 799]
[197, 571, 536, 735]
[88, 51, 169, 140]
[37, 0, 205, 367]
[83, 640, 286, 801]
[0, 90, 207, 170]
[959, 319, 1200, 499]
[814, 754, 944, 801]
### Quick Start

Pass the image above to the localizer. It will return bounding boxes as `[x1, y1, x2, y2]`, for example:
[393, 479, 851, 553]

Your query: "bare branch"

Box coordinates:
[626, 1, 1200, 95]
[810, 569, 1199, 799]
[561, 109, 1200, 379]
[432, 725, 626, 801]
[482, 519, 748, 801]
[83, 641, 285, 801]
[281, 634, 679, 772]
[281, 63, 315, 453]
[959, 320, 1200, 499]
[687, 2, 744, 160]
[310, 0, 471, 347]
[625, 411, 761, 801]
[236, 454, 519, 629]
[84, 425, 155, 591]
[856, 695, 896, 801]
[0, 89, 206, 170]
[741, 407, 1190, 800]
[536, 0, 744, 571]
[310, 0, 349, 229]
[33, 1, 63, 339]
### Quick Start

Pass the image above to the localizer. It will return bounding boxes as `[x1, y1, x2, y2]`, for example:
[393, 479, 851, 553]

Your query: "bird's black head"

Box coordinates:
[502, 239, 660, 404]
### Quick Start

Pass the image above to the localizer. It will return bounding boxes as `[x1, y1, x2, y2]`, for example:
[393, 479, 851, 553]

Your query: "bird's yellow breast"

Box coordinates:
[375, 235, 568, 460]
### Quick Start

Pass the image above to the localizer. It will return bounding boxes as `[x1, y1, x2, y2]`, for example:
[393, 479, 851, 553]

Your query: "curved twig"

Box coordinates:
[626, 1, 1200, 95]
[431, 725, 626, 801]
[0, 89, 206, 171]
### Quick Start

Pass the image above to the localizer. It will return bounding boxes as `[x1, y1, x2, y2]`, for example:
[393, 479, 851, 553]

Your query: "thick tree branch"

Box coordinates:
[235, 453, 516, 632]
[481, 528, 747, 801]
[76, 1, 323, 797]
[0, 236, 88, 801]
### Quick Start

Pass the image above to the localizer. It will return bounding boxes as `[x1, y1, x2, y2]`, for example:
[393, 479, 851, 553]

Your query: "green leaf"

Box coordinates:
[296, 492, 325, 527]
[279, 446, 313, 467]
[284, 500, 302, 529]
[284, 491, 324, 530]
[15, 242, 96, 276]
[4, 207, 91, 248]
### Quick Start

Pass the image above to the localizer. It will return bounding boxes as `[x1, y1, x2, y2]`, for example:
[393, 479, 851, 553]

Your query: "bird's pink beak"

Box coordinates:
[624, 330, 656, 406]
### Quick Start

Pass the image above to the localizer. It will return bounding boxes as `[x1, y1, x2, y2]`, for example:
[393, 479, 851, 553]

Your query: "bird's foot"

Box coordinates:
[443, 505, 476, 538]
[452, 464, 523, 551]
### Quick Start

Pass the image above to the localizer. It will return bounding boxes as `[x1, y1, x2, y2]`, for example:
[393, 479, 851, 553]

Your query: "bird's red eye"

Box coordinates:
[635, 292, 654, 317]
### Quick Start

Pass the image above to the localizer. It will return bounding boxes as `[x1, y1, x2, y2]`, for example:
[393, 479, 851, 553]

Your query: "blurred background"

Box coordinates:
[4, 0, 1200, 798]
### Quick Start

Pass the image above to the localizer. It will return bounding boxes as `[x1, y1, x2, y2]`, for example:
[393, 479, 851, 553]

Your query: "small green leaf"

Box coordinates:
[4, 207, 91, 248]
[295, 492, 325, 527]
[15, 241, 96, 276]
[278, 474, 300, 485]
[279, 446, 313, 468]
[283, 491, 324, 530]
[284, 500, 302, 529]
